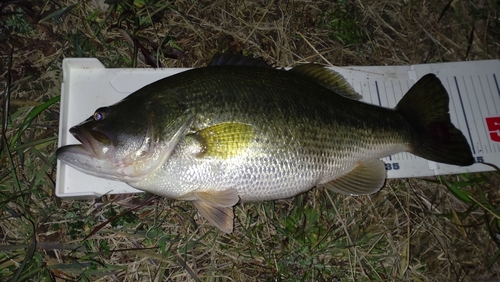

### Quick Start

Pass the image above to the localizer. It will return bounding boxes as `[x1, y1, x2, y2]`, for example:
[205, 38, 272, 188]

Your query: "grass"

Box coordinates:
[1, 0, 500, 280]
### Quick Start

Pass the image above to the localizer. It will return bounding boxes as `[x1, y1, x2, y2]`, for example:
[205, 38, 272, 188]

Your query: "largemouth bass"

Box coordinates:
[56, 54, 474, 233]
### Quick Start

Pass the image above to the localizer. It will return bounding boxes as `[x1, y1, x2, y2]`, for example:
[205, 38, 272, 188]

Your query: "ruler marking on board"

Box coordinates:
[477, 75, 494, 153]
[454, 76, 476, 155]
[375, 81, 382, 106]
[492, 74, 500, 153]
[481, 75, 494, 154]
[391, 81, 396, 108]
[478, 75, 494, 153]
[464, 75, 484, 153]
[392, 81, 399, 162]
[490, 73, 500, 153]
[445, 77, 464, 150]
[487, 75, 499, 115]
[479, 75, 492, 116]
[358, 81, 366, 103]
[494, 74, 500, 99]
[467, 75, 485, 154]
[383, 80, 389, 107]
[363, 81, 371, 104]
[360, 81, 367, 103]
[357, 81, 362, 98]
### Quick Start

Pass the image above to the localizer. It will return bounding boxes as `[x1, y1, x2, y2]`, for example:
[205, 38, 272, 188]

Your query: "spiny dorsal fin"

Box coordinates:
[289, 64, 362, 100]
[209, 53, 271, 68]
[319, 159, 386, 195]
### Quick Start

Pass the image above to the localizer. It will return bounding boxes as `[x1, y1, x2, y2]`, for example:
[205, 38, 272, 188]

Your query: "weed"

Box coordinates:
[5, 8, 33, 34]
[323, 2, 369, 46]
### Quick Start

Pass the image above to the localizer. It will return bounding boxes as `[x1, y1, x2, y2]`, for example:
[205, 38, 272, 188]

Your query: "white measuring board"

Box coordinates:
[56, 59, 500, 199]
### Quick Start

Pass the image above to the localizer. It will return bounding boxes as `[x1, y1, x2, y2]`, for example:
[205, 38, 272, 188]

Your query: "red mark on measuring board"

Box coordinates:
[486, 117, 500, 142]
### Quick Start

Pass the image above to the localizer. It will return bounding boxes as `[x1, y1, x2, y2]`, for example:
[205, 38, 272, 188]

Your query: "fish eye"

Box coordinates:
[93, 107, 109, 121]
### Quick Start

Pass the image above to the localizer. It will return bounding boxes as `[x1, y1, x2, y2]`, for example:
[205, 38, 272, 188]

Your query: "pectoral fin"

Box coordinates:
[320, 159, 387, 195]
[191, 188, 240, 233]
[195, 122, 254, 159]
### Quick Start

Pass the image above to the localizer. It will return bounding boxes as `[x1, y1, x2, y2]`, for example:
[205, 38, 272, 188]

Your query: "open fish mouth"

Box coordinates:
[56, 143, 125, 181]
[68, 125, 113, 158]
[57, 121, 168, 182]
[56, 126, 125, 181]
[67, 126, 94, 156]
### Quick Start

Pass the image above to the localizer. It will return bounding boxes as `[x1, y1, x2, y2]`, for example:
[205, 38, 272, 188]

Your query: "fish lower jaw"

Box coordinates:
[111, 155, 170, 183]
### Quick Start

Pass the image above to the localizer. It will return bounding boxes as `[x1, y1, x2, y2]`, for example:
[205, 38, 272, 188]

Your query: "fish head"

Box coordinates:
[57, 98, 194, 182]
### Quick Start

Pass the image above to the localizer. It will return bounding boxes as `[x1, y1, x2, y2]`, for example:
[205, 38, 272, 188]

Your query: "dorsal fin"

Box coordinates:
[209, 52, 271, 68]
[289, 64, 362, 100]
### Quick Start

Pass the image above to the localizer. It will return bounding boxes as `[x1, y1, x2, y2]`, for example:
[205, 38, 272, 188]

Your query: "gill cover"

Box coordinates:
[57, 105, 195, 183]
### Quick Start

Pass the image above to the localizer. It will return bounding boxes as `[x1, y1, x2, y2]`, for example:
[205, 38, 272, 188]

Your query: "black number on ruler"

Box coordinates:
[476, 156, 484, 163]
[385, 163, 400, 170]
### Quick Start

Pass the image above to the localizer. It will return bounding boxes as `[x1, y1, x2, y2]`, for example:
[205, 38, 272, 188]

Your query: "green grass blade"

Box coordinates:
[11, 136, 57, 152]
[38, 4, 76, 23]
[9, 218, 36, 282]
[9, 95, 60, 150]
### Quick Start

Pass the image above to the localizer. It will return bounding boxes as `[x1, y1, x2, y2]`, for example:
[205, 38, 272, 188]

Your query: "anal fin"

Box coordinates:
[320, 159, 387, 195]
[191, 188, 239, 233]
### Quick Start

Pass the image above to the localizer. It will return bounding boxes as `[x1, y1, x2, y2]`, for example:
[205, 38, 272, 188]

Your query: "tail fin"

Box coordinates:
[396, 74, 474, 166]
